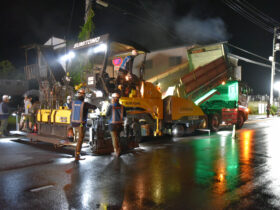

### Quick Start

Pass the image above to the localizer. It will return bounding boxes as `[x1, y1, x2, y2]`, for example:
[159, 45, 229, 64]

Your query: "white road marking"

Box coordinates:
[30, 185, 54, 192]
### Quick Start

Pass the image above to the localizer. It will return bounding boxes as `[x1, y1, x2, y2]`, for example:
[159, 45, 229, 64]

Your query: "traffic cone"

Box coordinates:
[232, 124, 236, 139]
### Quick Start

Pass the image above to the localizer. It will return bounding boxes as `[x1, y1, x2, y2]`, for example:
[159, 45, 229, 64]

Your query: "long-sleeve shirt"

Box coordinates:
[120, 55, 135, 73]
[0, 102, 9, 120]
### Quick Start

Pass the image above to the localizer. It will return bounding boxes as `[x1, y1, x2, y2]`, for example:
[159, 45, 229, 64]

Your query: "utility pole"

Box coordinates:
[84, 0, 92, 23]
[270, 27, 277, 105]
[270, 27, 280, 105]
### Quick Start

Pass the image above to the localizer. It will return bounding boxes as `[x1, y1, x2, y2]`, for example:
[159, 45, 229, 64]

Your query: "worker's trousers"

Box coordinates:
[110, 131, 121, 155]
[75, 125, 86, 158]
[0, 118, 8, 136]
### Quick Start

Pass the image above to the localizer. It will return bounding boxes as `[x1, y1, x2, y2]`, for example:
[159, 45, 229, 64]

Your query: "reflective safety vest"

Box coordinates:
[109, 104, 124, 124]
[71, 100, 85, 124]
[120, 56, 132, 71]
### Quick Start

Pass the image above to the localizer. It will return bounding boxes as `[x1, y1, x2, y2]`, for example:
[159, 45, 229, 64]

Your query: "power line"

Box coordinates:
[227, 43, 280, 67]
[228, 43, 270, 63]
[229, 53, 280, 72]
[222, 0, 274, 33]
[241, 0, 280, 26]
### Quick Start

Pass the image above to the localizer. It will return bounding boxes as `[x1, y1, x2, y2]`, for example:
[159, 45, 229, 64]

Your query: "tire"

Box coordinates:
[209, 114, 220, 132]
[236, 112, 244, 129]
[172, 124, 185, 137]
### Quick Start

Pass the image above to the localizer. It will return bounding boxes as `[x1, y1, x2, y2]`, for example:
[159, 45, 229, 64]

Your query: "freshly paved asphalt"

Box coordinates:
[0, 116, 280, 209]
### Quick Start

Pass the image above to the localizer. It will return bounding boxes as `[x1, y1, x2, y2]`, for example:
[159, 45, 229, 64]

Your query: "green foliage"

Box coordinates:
[248, 104, 258, 114]
[271, 105, 278, 116]
[69, 8, 95, 85]
[0, 60, 23, 79]
[78, 8, 95, 41]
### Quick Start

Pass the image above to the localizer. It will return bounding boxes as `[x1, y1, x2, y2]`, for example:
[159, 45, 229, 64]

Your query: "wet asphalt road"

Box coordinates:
[1, 116, 280, 209]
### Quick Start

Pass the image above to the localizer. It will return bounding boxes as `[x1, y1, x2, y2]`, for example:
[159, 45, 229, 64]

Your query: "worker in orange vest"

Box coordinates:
[106, 92, 126, 157]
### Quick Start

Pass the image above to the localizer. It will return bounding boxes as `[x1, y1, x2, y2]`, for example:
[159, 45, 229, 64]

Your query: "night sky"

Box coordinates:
[1, 0, 280, 95]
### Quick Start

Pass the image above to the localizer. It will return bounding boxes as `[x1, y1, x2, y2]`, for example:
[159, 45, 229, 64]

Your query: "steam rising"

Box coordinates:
[175, 14, 229, 44]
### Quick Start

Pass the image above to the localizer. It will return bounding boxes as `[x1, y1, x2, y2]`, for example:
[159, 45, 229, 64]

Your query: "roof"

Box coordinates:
[44, 36, 66, 50]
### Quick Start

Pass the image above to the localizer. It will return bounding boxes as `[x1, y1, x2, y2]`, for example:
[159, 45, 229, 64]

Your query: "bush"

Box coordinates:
[271, 105, 278, 116]
[248, 105, 258, 114]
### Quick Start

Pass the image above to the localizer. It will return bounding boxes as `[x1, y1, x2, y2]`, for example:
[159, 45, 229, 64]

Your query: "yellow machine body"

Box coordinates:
[37, 109, 52, 122]
[37, 109, 71, 124]
[120, 82, 163, 120]
[164, 96, 205, 121]
[51, 109, 71, 124]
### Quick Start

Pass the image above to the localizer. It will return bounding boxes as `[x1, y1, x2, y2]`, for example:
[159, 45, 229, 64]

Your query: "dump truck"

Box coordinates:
[144, 43, 249, 135]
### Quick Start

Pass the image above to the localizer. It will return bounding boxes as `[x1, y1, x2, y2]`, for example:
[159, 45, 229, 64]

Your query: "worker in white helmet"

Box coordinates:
[106, 92, 126, 157]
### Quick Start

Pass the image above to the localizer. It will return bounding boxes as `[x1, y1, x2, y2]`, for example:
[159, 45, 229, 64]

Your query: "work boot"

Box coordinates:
[74, 152, 85, 161]
[113, 148, 121, 157]
[75, 155, 86, 161]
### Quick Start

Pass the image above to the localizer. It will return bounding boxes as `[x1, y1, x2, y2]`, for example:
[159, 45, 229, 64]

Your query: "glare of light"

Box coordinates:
[125, 75, 130, 81]
[194, 89, 217, 105]
[101, 101, 110, 114]
[87, 43, 107, 55]
[140, 81, 144, 97]
[274, 81, 280, 91]
[221, 135, 226, 149]
[221, 81, 226, 85]
[59, 51, 75, 62]
[165, 86, 175, 97]
[217, 131, 232, 136]
[95, 90, 103, 97]
[94, 43, 107, 53]
[172, 128, 178, 135]
[221, 121, 225, 125]
[12, 113, 17, 116]
[218, 173, 224, 182]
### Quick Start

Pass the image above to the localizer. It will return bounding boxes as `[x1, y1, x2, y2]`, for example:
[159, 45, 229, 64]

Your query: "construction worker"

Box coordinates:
[266, 101, 271, 118]
[71, 89, 97, 161]
[117, 50, 139, 95]
[64, 96, 72, 109]
[106, 92, 126, 157]
[0, 95, 10, 137]
[119, 49, 138, 75]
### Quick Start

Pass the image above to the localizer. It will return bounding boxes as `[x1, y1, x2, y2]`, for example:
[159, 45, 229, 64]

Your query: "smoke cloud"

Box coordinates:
[175, 14, 229, 44]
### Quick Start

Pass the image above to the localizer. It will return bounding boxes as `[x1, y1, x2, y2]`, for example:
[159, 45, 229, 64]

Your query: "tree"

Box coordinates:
[0, 60, 23, 79]
[78, 4, 95, 41]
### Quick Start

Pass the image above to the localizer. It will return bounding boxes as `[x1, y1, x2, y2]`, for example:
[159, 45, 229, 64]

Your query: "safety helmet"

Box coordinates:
[132, 49, 138, 56]
[77, 89, 85, 96]
[112, 93, 120, 98]
[67, 95, 72, 100]
[2, 95, 10, 101]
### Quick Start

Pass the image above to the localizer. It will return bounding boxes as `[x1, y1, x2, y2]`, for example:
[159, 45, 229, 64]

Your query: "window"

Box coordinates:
[145, 60, 153, 69]
[169, 56, 182, 67]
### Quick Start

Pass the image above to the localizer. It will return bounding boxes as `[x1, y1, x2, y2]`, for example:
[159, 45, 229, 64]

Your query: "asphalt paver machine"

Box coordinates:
[26, 34, 148, 154]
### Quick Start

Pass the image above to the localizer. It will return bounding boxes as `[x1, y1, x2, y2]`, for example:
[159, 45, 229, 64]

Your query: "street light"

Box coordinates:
[59, 51, 76, 62]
